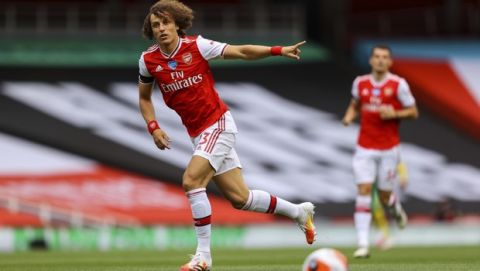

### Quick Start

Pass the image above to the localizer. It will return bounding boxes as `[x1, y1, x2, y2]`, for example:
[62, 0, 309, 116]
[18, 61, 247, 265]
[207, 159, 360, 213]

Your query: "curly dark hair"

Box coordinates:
[142, 0, 194, 39]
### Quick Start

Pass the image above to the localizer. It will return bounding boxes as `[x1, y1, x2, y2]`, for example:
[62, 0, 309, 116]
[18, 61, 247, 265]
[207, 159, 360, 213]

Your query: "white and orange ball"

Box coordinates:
[302, 248, 348, 271]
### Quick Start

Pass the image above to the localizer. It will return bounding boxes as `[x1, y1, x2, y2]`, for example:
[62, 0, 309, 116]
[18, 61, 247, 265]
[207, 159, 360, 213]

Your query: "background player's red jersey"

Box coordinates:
[352, 73, 416, 150]
[139, 36, 228, 137]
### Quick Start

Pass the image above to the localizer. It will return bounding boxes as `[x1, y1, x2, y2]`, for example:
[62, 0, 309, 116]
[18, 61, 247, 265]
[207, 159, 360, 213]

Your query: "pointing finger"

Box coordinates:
[295, 41, 306, 48]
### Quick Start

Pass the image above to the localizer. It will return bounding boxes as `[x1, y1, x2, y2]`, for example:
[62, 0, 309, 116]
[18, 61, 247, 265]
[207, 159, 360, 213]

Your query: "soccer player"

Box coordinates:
[137, 1, 316, 270]
[342, 45, 418, 258]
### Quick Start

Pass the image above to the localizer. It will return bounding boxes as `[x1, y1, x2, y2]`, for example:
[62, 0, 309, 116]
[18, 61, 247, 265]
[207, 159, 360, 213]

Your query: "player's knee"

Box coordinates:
[357, 183, 372, 195]
[182, 171, 202, 192]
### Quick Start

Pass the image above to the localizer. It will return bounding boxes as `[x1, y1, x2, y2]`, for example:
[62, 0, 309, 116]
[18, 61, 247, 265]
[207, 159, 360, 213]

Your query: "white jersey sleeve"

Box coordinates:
[138, 53, 151, 77]
[196, 35, 228, 60]
[397, 78, 416, 107]
[351, 77, 360, 100]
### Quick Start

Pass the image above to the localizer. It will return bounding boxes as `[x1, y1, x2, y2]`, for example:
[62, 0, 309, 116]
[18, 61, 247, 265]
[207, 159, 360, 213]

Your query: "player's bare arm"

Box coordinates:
[379, 104, 419, 120]
[138, 82, 171, 150]
[223, 41, 306, 60]
[342, 99, 360, 126]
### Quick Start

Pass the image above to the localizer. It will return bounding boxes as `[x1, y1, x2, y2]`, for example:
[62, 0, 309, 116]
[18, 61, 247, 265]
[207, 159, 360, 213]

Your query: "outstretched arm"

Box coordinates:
[139, 82, 171, 150]
[223, 41, 306, 60]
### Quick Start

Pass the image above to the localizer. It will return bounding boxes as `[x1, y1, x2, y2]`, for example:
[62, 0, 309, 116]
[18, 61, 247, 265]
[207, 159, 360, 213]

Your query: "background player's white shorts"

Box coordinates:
[353, 145, 400, 191]
[191, 111, 242, 176]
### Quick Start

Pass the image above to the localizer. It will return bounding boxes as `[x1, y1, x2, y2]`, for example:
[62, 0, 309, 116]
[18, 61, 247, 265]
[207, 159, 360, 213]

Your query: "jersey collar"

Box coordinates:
[159, 37, 182, 59]
[369, 72, 391, 87]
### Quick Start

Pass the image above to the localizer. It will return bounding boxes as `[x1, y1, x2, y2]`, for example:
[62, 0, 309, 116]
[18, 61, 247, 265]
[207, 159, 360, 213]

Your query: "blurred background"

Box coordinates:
[0, 0, 479, 252]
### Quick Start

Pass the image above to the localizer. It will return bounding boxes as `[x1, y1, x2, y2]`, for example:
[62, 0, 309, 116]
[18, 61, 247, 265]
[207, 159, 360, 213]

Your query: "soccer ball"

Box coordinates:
[302, 248, 348, 271]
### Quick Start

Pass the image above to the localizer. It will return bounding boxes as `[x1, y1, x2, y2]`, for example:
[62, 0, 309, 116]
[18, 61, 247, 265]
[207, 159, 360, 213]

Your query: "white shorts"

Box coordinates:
[353, 145, 400, 191]
[191, 111, 242, 176]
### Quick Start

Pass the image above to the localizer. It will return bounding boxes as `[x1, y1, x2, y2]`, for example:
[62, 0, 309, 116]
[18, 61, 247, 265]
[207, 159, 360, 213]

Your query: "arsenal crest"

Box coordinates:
[361, 88, 369, 96]
[384, 87, 393, 96]
[182, 53, 192, 65]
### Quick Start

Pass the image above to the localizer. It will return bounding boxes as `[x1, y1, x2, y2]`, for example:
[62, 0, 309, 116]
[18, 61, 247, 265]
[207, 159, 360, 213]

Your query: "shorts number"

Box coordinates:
[199, 132, 211, 145]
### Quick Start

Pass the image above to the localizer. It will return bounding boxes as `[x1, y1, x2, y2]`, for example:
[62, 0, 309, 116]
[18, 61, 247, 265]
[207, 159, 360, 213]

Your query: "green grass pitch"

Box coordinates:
[0, 246, 479, 271]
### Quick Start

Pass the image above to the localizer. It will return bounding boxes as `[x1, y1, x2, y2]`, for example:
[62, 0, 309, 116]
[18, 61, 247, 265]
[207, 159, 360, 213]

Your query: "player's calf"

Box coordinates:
[226, 191, 249, 210]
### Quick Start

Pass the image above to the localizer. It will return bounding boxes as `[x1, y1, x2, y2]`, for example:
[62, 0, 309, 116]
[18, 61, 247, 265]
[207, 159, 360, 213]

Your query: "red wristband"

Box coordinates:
[271, 46, 283, 56]
[147, 120, 160, 134]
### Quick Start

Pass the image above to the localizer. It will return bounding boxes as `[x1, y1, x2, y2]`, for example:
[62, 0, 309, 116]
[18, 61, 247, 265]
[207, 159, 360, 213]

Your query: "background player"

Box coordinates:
[138, 1, 316, 270]
[342, 45, 418, 258]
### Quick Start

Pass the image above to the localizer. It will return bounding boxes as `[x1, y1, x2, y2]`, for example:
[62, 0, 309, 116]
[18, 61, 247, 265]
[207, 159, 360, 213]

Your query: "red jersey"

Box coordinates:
[139, 35, 228, 137]
[352, 73, 416, 150]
